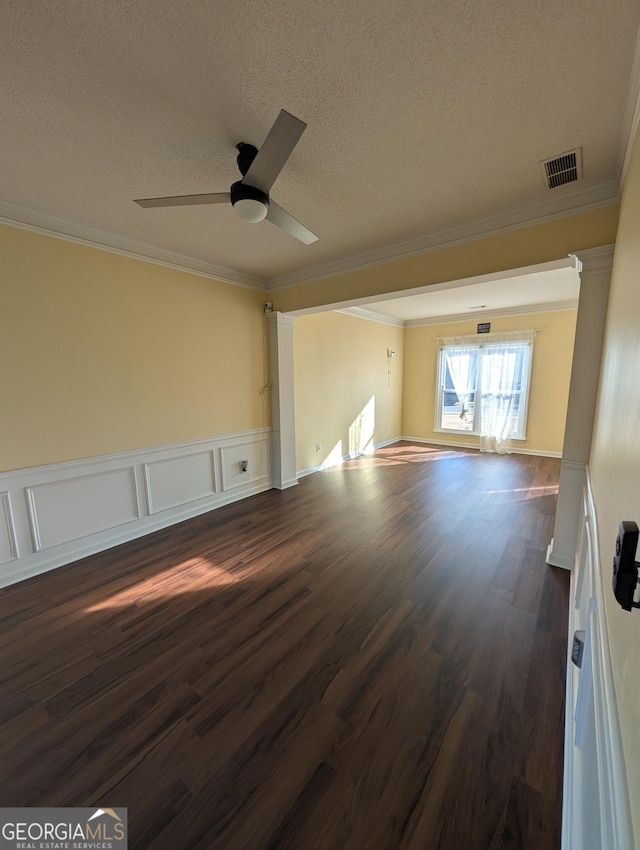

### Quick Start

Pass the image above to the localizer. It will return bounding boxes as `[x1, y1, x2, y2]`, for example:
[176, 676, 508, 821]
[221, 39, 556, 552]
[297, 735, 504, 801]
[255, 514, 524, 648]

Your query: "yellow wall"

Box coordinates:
[0, 225, 268, 472]
[402, 310, 577, 455]
[590, 128, 640, 844]
[274, 205, 618, 313]
[294, 312, 404, 473]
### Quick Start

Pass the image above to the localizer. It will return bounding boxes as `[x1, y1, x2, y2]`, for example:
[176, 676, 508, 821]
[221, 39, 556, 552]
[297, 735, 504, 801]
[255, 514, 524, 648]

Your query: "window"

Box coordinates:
[436, 337, 533, 445]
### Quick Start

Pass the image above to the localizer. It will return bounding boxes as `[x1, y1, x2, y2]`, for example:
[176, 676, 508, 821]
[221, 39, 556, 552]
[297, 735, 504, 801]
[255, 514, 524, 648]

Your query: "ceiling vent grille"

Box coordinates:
[540, 148, 582, 189]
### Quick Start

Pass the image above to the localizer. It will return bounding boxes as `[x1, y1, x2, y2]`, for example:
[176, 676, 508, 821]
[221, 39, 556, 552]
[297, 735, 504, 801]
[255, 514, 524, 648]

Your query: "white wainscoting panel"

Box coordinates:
[562, 474, 633, 850]
[26, 467, 140, 551]
[220, 438, 271, 492]
[144, 451, 216, 514]
[0, 492, 18, 564]
[0, 428, 273, 588]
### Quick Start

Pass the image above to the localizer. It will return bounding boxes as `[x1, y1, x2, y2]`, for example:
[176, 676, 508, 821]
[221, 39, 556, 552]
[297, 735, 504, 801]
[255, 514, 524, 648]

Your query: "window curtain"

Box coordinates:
[478, 346, 519, 454]
[443, 345, 475, 424]
[442, 330, 535, 454]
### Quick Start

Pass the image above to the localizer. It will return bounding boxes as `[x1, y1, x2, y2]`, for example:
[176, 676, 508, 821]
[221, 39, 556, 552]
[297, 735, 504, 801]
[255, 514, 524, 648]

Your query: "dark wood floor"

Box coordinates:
[0, 443, 569, 849]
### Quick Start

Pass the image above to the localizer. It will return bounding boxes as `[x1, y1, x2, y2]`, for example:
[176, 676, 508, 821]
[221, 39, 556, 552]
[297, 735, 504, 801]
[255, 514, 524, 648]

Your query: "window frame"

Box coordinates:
[434, 339, 533, 441]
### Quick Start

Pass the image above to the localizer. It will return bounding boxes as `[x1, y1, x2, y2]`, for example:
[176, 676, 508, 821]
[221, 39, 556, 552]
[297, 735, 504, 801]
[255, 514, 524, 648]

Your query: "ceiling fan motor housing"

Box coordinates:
[236, 142, 259, 176]
[230, 181, 269, 207]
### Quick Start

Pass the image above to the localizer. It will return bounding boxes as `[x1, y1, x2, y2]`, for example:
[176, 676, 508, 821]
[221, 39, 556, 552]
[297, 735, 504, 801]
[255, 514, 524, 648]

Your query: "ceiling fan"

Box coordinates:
[134, 109, 317, 245]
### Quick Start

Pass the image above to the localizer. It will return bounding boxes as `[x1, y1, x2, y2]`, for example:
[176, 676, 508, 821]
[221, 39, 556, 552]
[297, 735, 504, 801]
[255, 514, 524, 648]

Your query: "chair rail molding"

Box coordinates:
[0, 428, 273, 588]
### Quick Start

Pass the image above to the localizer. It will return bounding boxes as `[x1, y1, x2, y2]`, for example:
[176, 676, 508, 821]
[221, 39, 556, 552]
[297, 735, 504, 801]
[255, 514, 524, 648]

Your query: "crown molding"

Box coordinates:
[570, 244, 615, 274]
[619, 26, 640, 185]
[0, 198, 266, 291]
[335, 307, 405, 327]
[404, 299, 579, 328]
[0, 177, 619, 296]
[266, 179, 619, 291]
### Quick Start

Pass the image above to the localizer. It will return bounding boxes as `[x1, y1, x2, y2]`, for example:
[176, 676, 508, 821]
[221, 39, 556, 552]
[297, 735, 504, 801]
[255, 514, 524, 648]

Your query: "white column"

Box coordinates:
[547, 245, 614, 569]
[266, 312, 298, 490]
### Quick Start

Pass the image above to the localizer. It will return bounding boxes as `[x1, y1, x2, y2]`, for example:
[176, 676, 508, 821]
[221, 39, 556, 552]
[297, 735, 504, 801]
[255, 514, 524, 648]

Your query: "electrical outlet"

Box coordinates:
[316, 443, 321, 453]
[240, 460, 248, 472]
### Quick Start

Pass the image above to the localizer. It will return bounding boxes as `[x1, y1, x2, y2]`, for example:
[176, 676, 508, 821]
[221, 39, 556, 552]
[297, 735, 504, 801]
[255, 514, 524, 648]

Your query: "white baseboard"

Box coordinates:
[296, 465, 322, 479]
[401, 435, 562, 458]
[373, 437, 402, 450]
[0, 429, 273, 588]
[296, 436, 402, 479]
[546, 539, 575, 570]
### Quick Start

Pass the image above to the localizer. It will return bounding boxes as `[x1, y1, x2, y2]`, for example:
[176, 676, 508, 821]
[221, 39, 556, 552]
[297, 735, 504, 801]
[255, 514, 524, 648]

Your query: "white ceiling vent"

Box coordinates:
[540, 148, 582, 189]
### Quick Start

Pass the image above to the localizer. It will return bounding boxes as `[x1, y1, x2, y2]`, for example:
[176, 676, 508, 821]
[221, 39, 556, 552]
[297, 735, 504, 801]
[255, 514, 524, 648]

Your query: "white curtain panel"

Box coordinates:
[441, 330, 535, 454]
[479, 346, 519, 454]
[444, 347, 476, 424]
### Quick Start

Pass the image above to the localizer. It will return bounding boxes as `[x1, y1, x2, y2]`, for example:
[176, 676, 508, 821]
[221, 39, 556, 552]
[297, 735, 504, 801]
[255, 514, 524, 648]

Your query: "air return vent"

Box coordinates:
[540, 148, 582, 189]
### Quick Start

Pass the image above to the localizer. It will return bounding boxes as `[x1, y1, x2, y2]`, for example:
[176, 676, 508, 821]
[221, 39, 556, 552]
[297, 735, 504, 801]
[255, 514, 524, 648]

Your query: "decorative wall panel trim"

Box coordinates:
[561, 473, 633, 850]
[0, 492, 18, 564]
[0, 429, 272, 588]
[143, 450, 217, 515]
[220, 438, 271, 492]
[26, 467, 140, 552]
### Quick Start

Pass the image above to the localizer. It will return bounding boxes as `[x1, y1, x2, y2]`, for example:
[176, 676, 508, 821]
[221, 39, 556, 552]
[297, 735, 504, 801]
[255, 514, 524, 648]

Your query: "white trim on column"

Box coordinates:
[570, 244, 616, 274]
[267, 312, 298, 490]
[547, 461, 588, 570]
[548, 246, 614, 570]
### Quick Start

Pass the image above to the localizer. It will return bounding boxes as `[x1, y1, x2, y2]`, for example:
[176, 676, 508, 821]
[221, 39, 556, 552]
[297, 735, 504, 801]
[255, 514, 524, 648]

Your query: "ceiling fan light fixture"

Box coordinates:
[233, 197, 268, 223]
[230, 180, 269, 224]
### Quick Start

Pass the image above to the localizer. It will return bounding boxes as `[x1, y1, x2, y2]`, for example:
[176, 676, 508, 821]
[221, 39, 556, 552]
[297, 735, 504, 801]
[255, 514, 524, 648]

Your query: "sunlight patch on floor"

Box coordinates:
[481, 484, 559, 496]
[85, 557, 236, 610]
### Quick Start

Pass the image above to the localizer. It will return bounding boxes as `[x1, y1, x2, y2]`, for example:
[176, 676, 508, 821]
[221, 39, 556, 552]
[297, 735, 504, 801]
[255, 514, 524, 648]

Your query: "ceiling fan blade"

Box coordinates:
[134, 192, 231, 208]
[242, 110, 306, 194]
[266, 200, 318, 244]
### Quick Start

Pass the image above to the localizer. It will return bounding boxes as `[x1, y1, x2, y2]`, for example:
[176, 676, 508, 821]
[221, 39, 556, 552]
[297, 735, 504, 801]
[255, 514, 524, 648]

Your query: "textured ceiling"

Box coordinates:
[1, 0, 639, 286]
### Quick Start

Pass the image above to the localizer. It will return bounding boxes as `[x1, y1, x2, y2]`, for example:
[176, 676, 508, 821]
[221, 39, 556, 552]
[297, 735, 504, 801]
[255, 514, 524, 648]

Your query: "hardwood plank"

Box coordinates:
[515, 625, 567, 805]
[499, 778, 562, 850]
[536, 564, 571, 638]
[0, 445, 568, 849]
